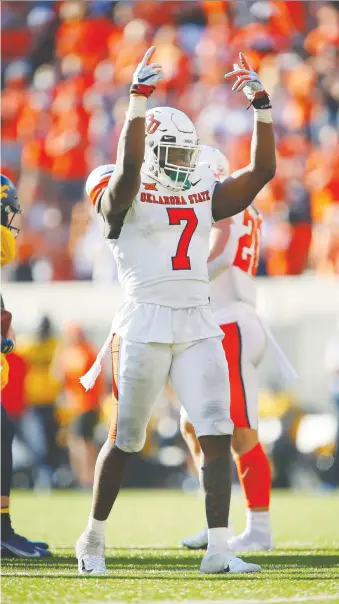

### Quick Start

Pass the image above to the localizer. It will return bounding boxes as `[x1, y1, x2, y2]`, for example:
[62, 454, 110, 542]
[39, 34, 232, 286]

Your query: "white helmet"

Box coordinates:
[199, 145, 229, 181]
[85, 164, 115, 210]
[144, 106, 200, 191]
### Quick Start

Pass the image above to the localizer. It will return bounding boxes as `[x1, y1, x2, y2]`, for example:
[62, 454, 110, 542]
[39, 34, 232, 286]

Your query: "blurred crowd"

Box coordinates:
[1, 0, 339, 282]
[1, 317, 105, 488]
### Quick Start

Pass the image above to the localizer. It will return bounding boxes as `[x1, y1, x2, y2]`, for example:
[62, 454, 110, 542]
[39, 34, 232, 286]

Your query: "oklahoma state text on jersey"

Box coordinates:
[140, 190, 211, 205]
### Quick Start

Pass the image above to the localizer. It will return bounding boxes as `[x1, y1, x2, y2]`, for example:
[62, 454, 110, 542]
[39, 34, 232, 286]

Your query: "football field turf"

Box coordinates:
[1, 489, 339, 604]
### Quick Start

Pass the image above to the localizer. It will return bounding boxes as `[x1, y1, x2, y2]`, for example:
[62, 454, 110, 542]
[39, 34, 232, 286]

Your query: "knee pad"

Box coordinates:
[115, 417, 147, 454]
[192, 406, 234, 439]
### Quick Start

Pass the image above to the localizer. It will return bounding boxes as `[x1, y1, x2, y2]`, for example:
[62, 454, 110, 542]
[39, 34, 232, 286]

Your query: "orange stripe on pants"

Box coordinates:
[221, 322, 250, 428]
[109, 334, 120, 441]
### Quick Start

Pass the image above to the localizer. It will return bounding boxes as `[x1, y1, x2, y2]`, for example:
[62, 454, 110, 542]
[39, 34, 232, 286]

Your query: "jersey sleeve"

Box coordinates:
[89, 177, 111, 210]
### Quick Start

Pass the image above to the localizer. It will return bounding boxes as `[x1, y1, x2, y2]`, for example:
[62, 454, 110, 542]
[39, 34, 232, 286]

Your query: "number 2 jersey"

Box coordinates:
[208, 206, 298, 384]
[102, 165, 224, 343]
[210, 206, 262, 325]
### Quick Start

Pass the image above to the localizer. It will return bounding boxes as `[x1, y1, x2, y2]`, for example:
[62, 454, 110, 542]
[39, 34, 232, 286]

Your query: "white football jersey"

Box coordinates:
[210, 206, 262, 323]
[106, 165, 218, 308]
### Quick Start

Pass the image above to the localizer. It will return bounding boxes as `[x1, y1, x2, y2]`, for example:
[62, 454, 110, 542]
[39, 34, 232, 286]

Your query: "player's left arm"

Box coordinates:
[212, 54, 276, 221]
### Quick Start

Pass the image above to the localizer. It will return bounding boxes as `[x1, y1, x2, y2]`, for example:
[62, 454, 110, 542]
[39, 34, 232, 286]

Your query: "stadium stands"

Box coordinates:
[1, 0, 338, 281]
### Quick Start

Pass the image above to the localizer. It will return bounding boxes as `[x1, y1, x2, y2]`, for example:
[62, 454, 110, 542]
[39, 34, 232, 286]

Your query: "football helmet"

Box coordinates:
[199, 145, 229, 181]
[85, 164, 115, 210]
[0, 174, 21, 237]
[144, 107, 200, 191]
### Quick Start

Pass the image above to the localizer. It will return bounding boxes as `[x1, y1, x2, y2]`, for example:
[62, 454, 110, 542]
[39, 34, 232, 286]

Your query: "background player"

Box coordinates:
[180, 146, 273, 552]
[76, 48, 275, 575]
[1, 174, 51, 558]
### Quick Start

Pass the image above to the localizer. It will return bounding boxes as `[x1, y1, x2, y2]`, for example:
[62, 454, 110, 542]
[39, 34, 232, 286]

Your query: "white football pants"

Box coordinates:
[108, 335, 233, 453]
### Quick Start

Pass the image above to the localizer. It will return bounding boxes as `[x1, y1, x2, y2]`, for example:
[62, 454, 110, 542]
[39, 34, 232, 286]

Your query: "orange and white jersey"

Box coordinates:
[87, 163, 218, 307]
[103, 165, 218, 309]
[209, 205, 262, 324]
[81, 163, 223, 389]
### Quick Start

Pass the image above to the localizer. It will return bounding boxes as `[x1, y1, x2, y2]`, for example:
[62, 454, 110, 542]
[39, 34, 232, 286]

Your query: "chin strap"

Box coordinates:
[144, 165, 192, 192]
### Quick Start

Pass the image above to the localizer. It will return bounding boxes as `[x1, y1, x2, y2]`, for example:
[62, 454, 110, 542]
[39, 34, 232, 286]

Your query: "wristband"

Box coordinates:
[126, 95, 147, 119]
[254, 109, 273, 124]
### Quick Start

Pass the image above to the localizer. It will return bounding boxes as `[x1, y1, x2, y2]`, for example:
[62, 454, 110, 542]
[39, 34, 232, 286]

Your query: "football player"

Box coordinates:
[76, 48, 275, 575]
[181, 145, 273, 552]
[1, 174, 51, 557]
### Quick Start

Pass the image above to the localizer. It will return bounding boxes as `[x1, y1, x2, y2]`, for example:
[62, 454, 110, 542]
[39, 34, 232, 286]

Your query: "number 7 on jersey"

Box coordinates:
[167, 208, 198, 270]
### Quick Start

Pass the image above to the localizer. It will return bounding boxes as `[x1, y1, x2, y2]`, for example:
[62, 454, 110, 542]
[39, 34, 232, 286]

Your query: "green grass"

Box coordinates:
[1, 489, 339, 603]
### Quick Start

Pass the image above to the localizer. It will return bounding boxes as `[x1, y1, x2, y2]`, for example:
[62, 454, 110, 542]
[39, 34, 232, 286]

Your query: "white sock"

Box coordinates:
[87, 516, 106, 536]
[204, 519, 234, 539]
[208, 527, 230, 549]
[247, 510, 270, 533]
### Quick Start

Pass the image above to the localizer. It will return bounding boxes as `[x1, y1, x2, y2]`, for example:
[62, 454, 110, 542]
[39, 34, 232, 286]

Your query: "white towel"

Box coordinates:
[80, 322, 115, 391]
[258, 316, 298, 384]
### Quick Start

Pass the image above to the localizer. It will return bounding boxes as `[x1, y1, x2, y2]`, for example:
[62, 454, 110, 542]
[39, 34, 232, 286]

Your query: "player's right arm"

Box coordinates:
[100, 47, 163, 239]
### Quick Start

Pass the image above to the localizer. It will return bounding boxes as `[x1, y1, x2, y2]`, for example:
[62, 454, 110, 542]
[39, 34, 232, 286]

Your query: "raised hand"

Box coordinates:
[130, 46, 164, 98]
[224, 53, 271, 109]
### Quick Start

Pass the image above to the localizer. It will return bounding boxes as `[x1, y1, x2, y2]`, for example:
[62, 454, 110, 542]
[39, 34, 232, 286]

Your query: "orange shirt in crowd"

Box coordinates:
[21, 139, 52, 174]
[45, 110, 88, 180]
[133, 2, 181, 28]
[56, 16, 115, 72]
[58, 340, 104, 414]
[281, 1, 306, 34]
[1, 28, 31, 61]
[54, 72, 94, 102]
[1, 86, 27, 142]
[286, 224, 312, 275]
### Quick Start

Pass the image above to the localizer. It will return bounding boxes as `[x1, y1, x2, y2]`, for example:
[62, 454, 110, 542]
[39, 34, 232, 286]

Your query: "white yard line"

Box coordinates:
[162, 598, 339, 604]
[188, 598, 338, 604]
[90, 596, 339, 604]
[153, 598, 337, 604]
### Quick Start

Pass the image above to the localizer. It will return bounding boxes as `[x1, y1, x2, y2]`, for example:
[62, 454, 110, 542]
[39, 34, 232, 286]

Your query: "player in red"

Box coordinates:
[181, 145, 294, 551]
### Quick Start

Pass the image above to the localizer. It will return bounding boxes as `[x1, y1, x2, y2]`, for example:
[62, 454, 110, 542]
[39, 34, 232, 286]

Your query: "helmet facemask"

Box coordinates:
[145, 138, 200, 191]
[1, 205, 21, 238]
